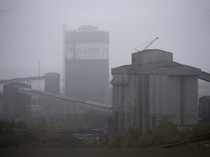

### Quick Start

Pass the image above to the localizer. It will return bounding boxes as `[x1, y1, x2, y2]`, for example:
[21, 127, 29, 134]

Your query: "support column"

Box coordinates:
[180, 77, 185, 125]
[138, 74, 150, 133]
[112, 84, 119, 132]
[141, 74, 150, 133]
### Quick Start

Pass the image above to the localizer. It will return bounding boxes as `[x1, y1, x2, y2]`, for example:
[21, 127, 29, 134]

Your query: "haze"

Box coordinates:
[0, 0, 210, 79]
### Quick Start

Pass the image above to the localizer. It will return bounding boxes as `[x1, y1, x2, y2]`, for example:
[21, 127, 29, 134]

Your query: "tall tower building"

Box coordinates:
[64, 25, 109, 103]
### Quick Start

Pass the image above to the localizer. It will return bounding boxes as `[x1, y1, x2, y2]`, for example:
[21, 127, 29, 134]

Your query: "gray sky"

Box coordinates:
[0, 0, 210, 79]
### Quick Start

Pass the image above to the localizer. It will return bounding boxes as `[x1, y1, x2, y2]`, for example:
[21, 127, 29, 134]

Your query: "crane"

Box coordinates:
[143, 37, 159, 50]
[134, 37, 159, 52]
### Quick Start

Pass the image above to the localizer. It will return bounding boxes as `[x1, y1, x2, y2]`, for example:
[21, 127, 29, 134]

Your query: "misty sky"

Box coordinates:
[0, 0, 210, 79]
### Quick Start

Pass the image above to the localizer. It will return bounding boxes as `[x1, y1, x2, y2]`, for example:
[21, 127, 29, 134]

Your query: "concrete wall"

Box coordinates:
[164, 76, 181, 124]
[65, 59, 109, 103]
[2, 83, 32, 121]
[45, 73, 60, 94]
[112, 73, 199, 133]
[149, 76, 198, 126]
[149, 75, 171, 126]
[182, 77, 198, 124]
[199, 80, 210, 97]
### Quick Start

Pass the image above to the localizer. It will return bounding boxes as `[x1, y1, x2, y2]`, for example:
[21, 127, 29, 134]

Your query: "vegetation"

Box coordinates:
[1, 118, 210, 149]
[0, 120, 34, 148]
[108, 120, 210, 148]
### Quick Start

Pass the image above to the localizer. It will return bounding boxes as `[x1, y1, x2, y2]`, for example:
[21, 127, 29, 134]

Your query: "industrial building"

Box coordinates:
[111, 49, 210, 133]
[44, 72, 60, 94]
[199, 96, 210, 122]
[0, 73, 61, 120]
[64, 25, 109, 103]
[2, 82, 32, 121]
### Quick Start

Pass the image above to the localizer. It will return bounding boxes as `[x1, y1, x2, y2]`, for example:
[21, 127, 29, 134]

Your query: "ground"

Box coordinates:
[1, 144, 210, 157]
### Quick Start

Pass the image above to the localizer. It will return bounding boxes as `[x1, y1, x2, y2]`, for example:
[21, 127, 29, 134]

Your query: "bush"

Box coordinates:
[0, 120, 35, 148]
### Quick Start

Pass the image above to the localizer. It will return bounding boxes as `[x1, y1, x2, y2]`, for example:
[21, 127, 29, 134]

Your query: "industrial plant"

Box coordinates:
[64, 25, 110, 104]
[1, 0, 210, 155]
[0, 24, 210, 153]
[111, 49, 210, 133]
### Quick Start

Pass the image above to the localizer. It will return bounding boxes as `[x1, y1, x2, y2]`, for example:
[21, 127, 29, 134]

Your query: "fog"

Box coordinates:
[1, 1, 210, 154]
[0, 0, 210, 79]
